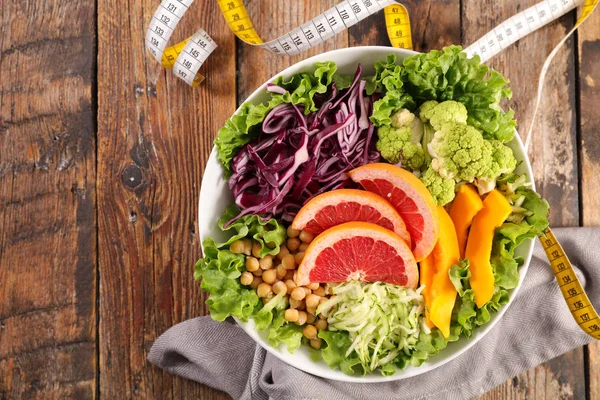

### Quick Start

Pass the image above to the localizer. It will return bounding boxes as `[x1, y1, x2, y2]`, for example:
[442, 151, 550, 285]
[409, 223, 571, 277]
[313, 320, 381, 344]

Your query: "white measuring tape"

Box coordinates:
[146, 0, 410, 86]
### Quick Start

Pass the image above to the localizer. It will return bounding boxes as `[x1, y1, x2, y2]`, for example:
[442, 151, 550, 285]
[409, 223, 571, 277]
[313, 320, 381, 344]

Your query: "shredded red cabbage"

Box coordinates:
[226, 65, 380, 226]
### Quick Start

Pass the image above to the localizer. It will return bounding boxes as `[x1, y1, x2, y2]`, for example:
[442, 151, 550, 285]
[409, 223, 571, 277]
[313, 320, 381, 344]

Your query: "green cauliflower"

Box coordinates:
[420, 166, 456, 205]
[376, 109, 426, 170]
[428, 122, 517, 194]
[474, 140, 518, 193]
[418, 100, 469, 163]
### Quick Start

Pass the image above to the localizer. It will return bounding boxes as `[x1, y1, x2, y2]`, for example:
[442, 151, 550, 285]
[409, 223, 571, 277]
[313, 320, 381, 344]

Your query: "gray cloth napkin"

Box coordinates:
[149, 227, 599, 400]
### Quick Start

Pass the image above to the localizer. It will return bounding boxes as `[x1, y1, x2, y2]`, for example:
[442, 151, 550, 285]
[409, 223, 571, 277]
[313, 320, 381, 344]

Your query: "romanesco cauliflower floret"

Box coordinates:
[391, 108, 415, 129]
[420, 166, 456, 205]
[376, 125, 425, 170]
[428, 122, 491, 181]
[474, 140, 518, 194]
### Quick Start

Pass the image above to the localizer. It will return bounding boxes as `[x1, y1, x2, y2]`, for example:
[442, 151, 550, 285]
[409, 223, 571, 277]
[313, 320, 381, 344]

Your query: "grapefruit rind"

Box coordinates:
[291, 188, 411, 245]
[296, 221, 418, 289]
[348, 163, 439, 262]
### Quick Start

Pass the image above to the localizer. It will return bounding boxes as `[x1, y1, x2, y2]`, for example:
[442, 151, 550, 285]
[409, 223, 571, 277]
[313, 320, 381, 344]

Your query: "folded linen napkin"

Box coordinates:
[149, 227, 599, 400]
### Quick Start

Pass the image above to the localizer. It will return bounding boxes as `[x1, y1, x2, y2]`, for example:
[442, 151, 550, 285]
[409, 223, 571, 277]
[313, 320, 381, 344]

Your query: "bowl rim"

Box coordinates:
[198, 46, 535, 383]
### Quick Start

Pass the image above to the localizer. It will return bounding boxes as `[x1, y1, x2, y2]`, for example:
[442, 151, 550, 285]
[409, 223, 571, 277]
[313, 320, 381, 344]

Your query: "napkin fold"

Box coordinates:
[149, 227, 599, 400]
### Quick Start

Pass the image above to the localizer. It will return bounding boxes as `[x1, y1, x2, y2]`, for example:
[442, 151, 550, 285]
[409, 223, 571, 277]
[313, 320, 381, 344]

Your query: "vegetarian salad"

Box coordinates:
[195, 46, 550, 376]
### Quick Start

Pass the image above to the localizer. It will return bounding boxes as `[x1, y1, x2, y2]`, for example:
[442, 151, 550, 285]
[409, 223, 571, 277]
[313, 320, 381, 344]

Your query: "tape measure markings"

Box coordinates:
[540, 228, 600, 339]
[147, 0, 413, 85]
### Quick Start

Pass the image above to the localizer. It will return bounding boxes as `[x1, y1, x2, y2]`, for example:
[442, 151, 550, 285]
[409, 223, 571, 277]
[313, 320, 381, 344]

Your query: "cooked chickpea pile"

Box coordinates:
[230, 226, 329, 349]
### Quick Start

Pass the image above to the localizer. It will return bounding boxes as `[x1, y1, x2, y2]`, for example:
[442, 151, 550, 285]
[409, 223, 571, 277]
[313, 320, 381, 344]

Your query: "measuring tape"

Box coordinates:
[146, 0, 411, 86]
[540, 228, 600, 339]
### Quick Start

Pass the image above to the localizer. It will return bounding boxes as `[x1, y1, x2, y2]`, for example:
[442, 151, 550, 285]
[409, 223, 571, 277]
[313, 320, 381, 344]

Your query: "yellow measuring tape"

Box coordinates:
[146, 0, 411, 86]
[540, 228, 600, 339]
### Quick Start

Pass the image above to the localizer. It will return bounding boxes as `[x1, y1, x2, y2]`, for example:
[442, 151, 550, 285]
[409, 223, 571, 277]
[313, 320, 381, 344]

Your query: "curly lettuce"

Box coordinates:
[195, 205, 304, 351]
[371, 46, 516, 142]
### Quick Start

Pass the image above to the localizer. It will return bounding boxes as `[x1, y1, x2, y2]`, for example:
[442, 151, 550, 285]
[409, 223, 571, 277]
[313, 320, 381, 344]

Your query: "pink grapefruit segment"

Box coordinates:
[295, 222, 418, 288]
[348, 163, 439, 262]
[291, 188, 411, 246]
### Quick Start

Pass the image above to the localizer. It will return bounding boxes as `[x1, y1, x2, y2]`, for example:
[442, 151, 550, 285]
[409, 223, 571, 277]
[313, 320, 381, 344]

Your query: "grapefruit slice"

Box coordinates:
[295, 222, 418, 288]
[291, 188, 411, 245]
[348, 163, 439, 261]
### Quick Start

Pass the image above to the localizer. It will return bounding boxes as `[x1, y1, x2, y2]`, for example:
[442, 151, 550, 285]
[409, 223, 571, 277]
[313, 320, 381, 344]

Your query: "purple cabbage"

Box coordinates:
[226, 65, 380, 226]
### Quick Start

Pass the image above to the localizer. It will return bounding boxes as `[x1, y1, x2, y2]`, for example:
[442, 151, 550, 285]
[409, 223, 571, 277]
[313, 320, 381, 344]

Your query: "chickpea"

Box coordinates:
[284, 270, 295, 280]
[291, 287, 306, 301]
[252, 268, 263, 277]
[250, 276, 263, 289]
[289, 298, 305, 310]
[302, 324, 318, 339]
[240, 272, 254, 286]
[242, 238, 253, 255]
[305, 294, 320, 309]
[303, 287, 312, 296]
[295, 311, 308, 325]
[287, 238, 301, 252]
[294, 252, 305, 265]
[310, 338, 322, 349]
[299, 231, 314, 244]
[276, 245, 290, 260]
[306, 306, 316, 316]
[229, 240, 245, 254]
[319, 312, 327, 320]
[306, 312, 316, 324]
[262, 292, 274, 303]
[282, 254, 296, 270]
[257, 283, 272, 298]
[276, 264, 287, 279]
[315, 319, 327, 330]
[284, 308, 299, 322]
[313, 286, 326, 297]
[292, 271, 298, 282]
[245, 256, 260, 272]
[306, 282, 319, 291]
[262, 269, 277, 284]
[259, 255, 273, 270]
[285, 279, 297, 294]
[298, 243, 309, 252]
[273, 281, 287, 296]
[287, 226, 300, 238]
[252, 241, 262, 258]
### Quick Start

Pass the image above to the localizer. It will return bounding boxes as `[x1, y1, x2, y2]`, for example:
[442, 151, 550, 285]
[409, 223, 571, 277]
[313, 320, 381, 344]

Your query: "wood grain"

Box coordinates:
[97, 0, 233, 398]
[578, 7, 600, 400]
[0, 0, 97, 398]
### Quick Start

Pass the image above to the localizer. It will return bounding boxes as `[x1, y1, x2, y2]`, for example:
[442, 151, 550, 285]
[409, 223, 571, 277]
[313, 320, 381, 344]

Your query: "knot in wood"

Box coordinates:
[122, 165, 143, 189]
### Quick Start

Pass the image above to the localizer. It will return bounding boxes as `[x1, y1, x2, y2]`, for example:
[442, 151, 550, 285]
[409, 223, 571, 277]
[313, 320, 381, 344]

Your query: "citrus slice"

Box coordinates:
[348, 163, 439, 261]
[295, 222, 418, 288]
[291, 188, 411, 245]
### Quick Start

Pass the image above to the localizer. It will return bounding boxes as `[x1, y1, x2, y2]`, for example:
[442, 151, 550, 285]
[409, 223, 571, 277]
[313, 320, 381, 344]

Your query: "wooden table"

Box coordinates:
[1, 0, 598, 398]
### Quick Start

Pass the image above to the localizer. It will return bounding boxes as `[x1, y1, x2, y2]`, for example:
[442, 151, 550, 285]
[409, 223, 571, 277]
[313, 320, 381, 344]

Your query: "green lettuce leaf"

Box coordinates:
[516, 187, 550, 235]
[318, 330, 364, 375]
[194, 206, 287, 323]
[218, 205, 287, 258]
[372, 46, 516, 141]
[194, 237, 260, 322]
[267, 309, 304, 353]
[449, 259, 471, 296]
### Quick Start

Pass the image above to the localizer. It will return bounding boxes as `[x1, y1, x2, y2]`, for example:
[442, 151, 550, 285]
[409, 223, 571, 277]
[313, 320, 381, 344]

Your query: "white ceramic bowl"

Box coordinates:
[199, 46, 535, 382]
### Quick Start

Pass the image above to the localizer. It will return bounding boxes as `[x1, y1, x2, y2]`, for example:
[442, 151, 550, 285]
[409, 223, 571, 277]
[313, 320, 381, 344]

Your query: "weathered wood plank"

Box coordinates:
[97, 0, 234, 398]
[578, 7, 600, 400]
[236, 0, 349, 103]
[462, 1, 585, 399]
[0, 0, 97, 398]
